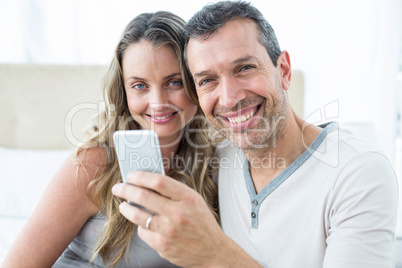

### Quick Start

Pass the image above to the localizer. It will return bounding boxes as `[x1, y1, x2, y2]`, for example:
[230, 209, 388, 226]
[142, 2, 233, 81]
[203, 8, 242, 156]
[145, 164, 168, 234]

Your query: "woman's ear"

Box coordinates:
[277, 51, 291, 91]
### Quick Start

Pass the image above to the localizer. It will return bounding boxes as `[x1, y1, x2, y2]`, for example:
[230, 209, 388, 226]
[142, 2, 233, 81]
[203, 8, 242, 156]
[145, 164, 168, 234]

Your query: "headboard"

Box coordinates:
[0, 64, 105, 150]
[0, 64, 304, 150]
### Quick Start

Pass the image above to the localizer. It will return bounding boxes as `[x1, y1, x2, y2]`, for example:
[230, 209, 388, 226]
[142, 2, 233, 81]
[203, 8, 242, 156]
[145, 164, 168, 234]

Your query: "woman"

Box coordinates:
[2, 11, 218, 267]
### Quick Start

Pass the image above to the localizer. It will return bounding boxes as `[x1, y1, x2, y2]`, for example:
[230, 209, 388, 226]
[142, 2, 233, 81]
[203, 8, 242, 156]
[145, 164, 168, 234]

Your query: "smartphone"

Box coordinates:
[113, 129, 164, 212]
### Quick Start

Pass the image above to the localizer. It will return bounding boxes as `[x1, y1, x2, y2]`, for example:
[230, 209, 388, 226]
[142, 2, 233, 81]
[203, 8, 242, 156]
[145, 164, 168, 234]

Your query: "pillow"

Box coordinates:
[0, 147, 72, 218]
[0, 218, 27, 263]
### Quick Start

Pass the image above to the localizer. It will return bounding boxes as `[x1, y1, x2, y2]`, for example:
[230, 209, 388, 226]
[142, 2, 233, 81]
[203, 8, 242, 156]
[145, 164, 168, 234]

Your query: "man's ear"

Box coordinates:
[277, 51, 291, 91]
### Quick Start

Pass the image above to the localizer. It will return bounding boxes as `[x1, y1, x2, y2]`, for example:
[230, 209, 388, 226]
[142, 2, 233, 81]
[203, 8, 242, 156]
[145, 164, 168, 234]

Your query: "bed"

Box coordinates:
[0, 63, 305, 264]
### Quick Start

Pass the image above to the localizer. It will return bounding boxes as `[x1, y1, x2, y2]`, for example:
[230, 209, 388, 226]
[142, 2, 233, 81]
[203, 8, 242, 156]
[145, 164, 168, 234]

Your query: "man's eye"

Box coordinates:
[240, 65, 254, 71]
[200, 78, 213, 86]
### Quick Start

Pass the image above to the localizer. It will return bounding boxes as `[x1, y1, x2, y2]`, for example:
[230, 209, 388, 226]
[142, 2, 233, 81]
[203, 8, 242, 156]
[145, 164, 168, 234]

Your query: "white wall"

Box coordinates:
[253, 0, 401, 164]
[0, 0, 401, 162]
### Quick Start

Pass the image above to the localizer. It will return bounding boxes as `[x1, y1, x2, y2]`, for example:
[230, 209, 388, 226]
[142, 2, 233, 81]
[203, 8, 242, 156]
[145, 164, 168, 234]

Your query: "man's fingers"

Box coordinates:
[126, 171, 193, 201]
[112, 182, 172, 216]
[119, 201, 157, 229]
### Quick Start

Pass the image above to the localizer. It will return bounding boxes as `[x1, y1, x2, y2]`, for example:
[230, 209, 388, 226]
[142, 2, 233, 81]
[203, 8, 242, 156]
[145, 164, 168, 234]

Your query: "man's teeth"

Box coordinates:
[227, 108, 257, 124]
[152, 113, 174, 120]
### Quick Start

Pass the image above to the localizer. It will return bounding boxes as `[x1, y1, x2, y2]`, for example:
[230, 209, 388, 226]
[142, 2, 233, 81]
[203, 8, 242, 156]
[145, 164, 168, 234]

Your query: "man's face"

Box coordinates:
[186, 18, 291, 150]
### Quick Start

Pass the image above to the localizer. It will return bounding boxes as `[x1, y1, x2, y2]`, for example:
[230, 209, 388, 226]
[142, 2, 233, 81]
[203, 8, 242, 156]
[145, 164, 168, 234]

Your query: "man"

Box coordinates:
[113, 1, 398, 267]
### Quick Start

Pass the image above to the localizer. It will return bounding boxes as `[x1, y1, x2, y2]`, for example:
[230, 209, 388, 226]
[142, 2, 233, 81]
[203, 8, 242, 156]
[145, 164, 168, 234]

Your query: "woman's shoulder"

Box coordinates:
[57, 146, 111, 199]
[76, 145, 109, 164]
[58, 146, 110, 212]
[74, 146, 110, 176]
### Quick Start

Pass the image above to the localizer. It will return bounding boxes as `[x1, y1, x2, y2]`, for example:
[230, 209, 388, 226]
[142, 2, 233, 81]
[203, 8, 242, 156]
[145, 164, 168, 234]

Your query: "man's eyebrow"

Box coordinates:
[232, 55, 255, 64]
[193, 70, 212, 79]
[193, 55, 257, 78]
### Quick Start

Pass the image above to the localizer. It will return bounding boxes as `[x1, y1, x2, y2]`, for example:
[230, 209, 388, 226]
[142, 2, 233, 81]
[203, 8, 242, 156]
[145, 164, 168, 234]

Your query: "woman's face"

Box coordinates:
[122, 40, 197, 144]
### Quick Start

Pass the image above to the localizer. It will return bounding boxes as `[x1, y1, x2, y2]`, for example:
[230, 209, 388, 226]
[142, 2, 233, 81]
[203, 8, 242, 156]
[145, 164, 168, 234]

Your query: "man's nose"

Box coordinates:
[217, 76, 246, 109]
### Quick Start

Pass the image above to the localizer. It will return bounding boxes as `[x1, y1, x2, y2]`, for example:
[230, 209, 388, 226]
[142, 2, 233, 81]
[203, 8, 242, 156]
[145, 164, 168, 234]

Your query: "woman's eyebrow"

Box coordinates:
[125, 76, 147, 83]
[164, 72, 181, 80]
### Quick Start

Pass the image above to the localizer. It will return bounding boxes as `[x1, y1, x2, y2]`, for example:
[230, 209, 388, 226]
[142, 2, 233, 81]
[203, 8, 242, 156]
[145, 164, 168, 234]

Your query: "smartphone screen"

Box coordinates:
[113, 129, 164, 212]
[113, 129, 165, 180]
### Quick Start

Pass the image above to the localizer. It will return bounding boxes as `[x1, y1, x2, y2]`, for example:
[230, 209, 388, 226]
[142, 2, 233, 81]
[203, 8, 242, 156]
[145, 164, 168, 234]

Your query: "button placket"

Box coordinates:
[251, 199, 260, 228]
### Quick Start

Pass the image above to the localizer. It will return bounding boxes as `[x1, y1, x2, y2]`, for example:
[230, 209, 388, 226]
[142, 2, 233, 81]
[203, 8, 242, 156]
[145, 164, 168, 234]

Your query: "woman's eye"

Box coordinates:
[170, 80, 182, 86]
[133, 83, 146, 90]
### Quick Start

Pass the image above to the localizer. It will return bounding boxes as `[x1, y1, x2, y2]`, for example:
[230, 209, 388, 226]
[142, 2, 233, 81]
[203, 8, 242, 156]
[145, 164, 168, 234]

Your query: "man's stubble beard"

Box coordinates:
[209, 87, 288, 151]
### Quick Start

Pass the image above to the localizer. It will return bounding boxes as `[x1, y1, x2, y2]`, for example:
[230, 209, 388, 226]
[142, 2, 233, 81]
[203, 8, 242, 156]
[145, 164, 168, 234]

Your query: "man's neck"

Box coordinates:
[244, 115, 322, 193]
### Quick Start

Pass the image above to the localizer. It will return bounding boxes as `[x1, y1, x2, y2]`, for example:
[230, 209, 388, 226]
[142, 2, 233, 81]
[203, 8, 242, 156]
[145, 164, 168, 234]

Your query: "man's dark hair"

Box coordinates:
[184, 1, 281, 66]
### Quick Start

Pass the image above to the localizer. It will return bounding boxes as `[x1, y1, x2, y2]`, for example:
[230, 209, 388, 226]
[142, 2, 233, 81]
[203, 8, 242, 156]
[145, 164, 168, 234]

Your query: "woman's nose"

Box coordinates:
[149, 86, 169, 105]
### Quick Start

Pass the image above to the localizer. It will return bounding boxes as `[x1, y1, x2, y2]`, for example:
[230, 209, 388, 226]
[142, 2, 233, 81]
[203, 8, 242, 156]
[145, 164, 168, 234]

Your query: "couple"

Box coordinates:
[3, 1, 398, 267]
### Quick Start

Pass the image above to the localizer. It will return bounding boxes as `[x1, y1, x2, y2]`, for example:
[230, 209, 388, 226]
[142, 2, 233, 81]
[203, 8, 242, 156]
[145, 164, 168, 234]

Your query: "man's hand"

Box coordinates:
[112, 171, 262, 267]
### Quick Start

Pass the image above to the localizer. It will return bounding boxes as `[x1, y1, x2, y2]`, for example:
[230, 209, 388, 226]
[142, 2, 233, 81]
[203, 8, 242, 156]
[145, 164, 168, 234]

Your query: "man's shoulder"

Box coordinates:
[301, 122, 392, 173]
[316, 122, 381, 154]
[338, 127, 381, 153]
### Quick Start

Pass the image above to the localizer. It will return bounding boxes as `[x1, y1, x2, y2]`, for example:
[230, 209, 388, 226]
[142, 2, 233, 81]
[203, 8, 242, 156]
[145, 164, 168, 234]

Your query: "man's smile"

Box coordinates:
[221, 104, 261, 124]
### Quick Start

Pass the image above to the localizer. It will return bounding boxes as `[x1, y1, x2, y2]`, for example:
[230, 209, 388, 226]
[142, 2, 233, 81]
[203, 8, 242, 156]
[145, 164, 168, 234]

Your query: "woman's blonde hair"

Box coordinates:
[75, 11, 218, 267]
